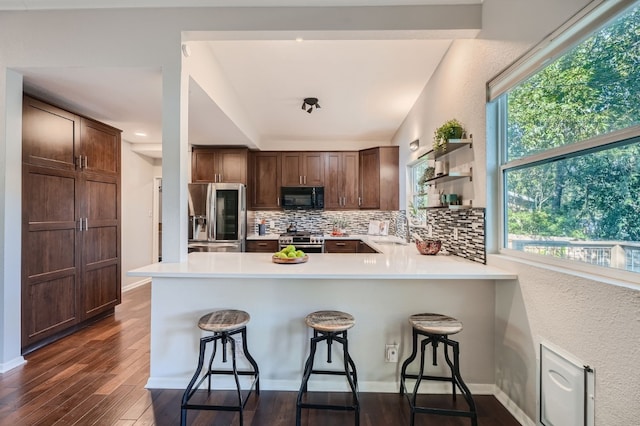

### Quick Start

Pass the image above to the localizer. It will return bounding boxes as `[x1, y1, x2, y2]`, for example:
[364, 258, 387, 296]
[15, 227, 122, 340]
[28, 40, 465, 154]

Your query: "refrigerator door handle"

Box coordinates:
[207, 184, 214, 241]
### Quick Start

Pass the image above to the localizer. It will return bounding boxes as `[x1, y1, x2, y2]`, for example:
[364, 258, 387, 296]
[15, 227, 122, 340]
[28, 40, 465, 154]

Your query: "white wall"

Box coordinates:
[489, 256, 640, 425]
[121, 142, 157, 289]
[393, 0, 640, 424]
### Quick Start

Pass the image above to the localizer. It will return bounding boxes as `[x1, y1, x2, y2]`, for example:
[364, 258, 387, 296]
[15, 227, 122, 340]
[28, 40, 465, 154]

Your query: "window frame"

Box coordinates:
[407, 157, 428, 228]
[490, 0, 640, 284]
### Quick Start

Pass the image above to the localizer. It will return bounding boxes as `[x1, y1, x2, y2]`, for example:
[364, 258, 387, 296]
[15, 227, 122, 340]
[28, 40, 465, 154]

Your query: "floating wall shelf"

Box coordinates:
[425, 169, 473, 186]
[419, 138, 473, 161]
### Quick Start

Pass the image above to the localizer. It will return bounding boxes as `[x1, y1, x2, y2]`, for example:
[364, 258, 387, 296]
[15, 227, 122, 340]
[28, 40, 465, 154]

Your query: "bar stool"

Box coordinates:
[399, 313, 477, 426]
[181, 309, 260, 426]
[296, 310, 360, 426]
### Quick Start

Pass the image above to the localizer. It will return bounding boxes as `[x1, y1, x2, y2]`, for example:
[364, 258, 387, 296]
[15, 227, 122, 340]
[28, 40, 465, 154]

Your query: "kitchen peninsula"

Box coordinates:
[129, 241, 516, 393]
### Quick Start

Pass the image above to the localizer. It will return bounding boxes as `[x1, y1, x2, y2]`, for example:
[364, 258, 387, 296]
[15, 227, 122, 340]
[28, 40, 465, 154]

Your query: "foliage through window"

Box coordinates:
[409, 159, 428, 226]
[499, 2, 640, 274]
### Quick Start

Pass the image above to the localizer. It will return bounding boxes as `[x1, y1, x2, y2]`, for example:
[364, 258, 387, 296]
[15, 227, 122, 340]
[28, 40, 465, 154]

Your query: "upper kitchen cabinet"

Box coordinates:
[191, 147, 248, 184]
[281, 152, 325, 187]
[324, 151, 359, 209]
[249, 151, 281, 210]
[80, 119, 120, 176]
[23, 96, 120, 176]
[359, 146, 399, 210]
[23, 96, 79, 171]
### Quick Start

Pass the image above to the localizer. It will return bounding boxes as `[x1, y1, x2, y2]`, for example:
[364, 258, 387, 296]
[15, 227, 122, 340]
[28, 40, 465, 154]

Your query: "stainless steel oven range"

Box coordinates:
[278, 232, 325, 253]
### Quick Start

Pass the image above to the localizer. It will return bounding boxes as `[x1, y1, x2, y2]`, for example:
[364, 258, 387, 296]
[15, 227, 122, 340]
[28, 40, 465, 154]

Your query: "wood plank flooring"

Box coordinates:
[0, 284, 521, 425]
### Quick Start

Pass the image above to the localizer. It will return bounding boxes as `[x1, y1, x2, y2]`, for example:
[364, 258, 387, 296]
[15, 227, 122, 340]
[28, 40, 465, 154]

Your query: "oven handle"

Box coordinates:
[278, 243, 325, 253]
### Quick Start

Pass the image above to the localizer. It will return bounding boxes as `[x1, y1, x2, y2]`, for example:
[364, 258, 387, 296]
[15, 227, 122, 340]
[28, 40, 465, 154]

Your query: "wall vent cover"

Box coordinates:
[539, 342, 594, 426]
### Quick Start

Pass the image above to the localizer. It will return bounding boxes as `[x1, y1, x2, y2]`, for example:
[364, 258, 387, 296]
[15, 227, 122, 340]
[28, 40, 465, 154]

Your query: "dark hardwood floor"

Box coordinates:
[0, 284, 521, 425]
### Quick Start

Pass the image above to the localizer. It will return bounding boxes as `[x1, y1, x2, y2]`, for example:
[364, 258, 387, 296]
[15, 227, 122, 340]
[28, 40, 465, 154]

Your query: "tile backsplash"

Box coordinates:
[248, 208, 486, 264]
[248, 210, 403, 236]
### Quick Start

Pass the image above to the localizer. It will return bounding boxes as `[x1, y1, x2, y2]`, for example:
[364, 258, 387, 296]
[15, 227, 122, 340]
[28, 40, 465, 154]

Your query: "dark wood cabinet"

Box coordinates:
[192, 147, 248, 184]
[325, 239, 379, 253]
[281, 152, 325, 187]
[80, 171, 120, 319]
[358, 241, 378, 253]
[324, 152, 359, 210]
[22, 96, 79, 171]
[249, 151, 281, 209]
[246, 240, 279, 253]
[359, 147, 399, 210]
[21, 95, 121, 353]
[325, 239, 359, 253]
[80, 119, 120, 176]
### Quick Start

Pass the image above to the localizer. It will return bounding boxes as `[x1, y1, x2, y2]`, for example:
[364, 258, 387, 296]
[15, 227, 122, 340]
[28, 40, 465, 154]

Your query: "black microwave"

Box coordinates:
[281, 186, 324, 210]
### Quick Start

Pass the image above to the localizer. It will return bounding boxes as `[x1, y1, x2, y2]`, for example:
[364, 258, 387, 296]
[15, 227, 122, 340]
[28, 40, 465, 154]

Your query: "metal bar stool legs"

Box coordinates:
[296, 311, 360, 426]
[399, 313, 477, 426]
[181, 310, 259, 426]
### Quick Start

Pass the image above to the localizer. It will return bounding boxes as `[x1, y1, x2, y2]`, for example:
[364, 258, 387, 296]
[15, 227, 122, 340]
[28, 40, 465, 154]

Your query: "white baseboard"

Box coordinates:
[146, 375, 497, 397]
[0, 356, 26, 374]
[123, 278, 151, 293]
[494, 386, 535, 426]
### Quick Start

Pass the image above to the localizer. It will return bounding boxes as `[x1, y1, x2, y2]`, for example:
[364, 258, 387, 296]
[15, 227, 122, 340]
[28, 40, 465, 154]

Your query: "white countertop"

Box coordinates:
[129, 238, 516, 280]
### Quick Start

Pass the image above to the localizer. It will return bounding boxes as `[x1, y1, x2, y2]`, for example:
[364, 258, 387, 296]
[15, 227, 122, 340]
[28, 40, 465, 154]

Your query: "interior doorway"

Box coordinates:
[152, 177, 162, 262]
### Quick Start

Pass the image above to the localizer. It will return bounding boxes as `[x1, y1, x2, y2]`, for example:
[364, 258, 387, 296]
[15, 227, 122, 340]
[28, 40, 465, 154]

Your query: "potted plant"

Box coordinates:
[408, 202, 424, 225]
[418, 166, 436, 188]
[433, 118, 464, 152]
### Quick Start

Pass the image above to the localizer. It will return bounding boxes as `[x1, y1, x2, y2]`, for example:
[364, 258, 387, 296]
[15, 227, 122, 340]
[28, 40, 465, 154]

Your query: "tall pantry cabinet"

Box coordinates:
[21, 95, 121, 353]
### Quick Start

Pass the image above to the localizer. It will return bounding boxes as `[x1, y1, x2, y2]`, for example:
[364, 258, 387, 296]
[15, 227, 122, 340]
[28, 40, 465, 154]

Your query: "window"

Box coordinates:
[492, 0, 640, 276]
[408, 158, 428, 226]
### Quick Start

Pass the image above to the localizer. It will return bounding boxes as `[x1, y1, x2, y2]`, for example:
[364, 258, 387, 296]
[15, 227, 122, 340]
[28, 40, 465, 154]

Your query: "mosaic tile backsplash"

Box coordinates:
[248, 208, 486, 264]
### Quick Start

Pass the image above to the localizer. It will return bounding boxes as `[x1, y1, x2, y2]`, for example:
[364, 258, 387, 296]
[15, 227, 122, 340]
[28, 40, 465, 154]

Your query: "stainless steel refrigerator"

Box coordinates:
[188, 183, 246, 252]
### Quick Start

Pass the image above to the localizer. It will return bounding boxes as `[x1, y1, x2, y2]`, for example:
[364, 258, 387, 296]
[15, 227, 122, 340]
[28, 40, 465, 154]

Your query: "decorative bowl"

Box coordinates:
[272, 255, 309, 264]
[415, 240, 442, 255]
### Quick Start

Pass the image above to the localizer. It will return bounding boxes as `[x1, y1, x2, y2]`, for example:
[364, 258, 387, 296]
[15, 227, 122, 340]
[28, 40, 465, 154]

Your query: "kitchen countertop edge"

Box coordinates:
[129, 248, 517, 280]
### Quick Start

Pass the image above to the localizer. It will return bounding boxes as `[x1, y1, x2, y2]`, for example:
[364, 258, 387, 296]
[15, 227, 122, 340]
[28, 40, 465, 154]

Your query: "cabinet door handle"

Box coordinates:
[303, 176, 307, 184]
[78, 219, 83, 231]
[83, 156, 88, 169]
[257, 242, 267, 246]
[299, 176, 302, 185]
[219, 173, 222, 182]
[336, 242, 346, 246]
[75, 156, 81, 169]
[84, 218, 89, 231]
[358, 197, 362, 206]
[277, 197, 280, 206]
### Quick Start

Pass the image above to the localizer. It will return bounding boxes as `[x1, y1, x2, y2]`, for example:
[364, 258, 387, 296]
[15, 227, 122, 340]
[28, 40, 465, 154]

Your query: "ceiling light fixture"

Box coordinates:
[409, 139, 420, 151]
[301, 97, 321, 114]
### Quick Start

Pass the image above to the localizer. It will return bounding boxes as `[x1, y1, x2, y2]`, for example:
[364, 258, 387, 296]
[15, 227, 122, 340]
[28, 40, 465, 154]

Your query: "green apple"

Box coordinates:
[295, 250, 305, 257]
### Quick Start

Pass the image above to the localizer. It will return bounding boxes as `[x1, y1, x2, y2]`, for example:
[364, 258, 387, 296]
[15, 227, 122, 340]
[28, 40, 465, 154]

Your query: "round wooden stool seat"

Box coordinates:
[409, 313, 463, 335]
[305, 310, 355, 332]
[198, 309, 250, 333]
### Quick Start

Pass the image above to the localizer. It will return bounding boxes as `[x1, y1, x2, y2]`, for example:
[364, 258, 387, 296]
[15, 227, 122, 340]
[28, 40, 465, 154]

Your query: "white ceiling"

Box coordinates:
[0, 0, 481, 9]
[12, 0, 482, 158]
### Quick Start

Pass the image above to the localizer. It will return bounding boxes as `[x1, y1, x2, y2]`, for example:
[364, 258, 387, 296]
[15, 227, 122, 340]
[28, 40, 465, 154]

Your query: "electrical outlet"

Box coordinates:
[385, 344, 399, 363]
[427, 224, 433, 237]
[270, 220, 275, 228]
[453, 227, 458, 240]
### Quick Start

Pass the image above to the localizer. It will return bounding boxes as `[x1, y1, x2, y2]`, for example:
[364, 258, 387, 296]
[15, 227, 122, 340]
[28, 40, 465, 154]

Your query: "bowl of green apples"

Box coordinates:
[272, 244, 308, 264]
